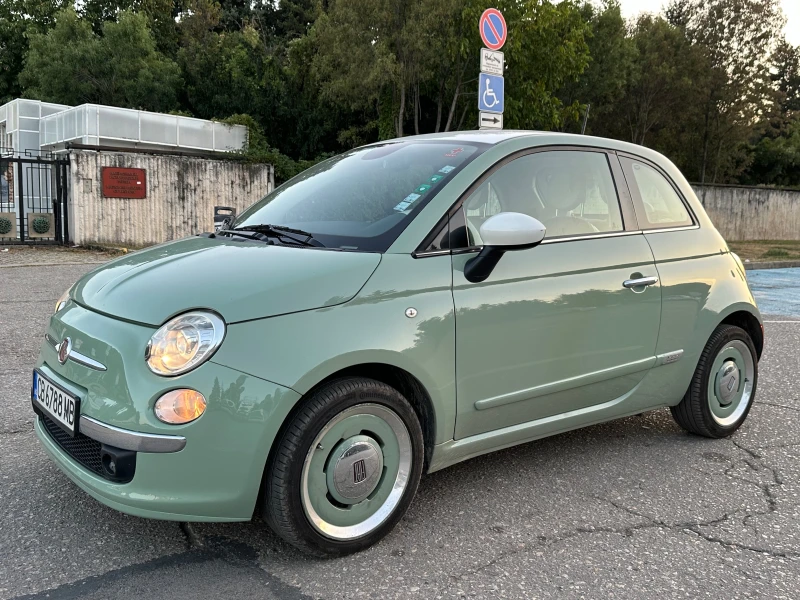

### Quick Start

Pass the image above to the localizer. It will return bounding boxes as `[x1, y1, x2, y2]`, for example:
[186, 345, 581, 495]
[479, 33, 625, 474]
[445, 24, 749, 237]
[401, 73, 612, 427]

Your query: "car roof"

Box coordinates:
[378, 130, 667, 163]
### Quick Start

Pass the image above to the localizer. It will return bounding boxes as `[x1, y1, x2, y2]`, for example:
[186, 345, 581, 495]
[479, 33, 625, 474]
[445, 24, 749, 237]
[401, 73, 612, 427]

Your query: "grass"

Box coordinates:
[727, 240, 800, 263]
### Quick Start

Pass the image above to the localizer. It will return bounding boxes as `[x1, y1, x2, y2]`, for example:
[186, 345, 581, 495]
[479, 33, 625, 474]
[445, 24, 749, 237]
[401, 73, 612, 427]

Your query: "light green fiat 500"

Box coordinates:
[33, 131, 762, 555]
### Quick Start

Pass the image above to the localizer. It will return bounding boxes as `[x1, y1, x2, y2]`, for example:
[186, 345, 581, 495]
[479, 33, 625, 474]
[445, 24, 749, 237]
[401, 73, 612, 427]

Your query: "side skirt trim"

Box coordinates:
[474, 356, 656, 411]
[430, 381, 666, 473]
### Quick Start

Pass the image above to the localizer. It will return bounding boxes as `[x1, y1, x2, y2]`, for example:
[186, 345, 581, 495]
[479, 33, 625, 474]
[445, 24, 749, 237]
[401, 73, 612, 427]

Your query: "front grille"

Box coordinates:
[41, 414, 104, 477]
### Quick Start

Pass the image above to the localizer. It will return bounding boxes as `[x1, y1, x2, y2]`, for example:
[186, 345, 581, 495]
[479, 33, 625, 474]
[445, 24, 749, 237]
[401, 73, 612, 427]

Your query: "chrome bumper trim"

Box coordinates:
[45, 333, 107, 372]
[80, 415, 186, 453]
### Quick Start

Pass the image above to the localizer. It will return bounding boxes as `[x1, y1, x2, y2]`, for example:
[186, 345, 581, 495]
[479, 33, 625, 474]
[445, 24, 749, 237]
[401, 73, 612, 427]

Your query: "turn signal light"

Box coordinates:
[154, 389, 207, 424]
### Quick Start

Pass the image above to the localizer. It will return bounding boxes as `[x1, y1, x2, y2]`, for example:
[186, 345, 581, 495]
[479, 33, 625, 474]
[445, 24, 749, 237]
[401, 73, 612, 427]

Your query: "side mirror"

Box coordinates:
[464, 212, 546, 283]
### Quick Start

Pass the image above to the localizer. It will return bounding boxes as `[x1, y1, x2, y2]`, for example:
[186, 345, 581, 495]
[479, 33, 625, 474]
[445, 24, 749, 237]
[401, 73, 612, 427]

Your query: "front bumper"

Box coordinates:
[35, 302, 301, 521]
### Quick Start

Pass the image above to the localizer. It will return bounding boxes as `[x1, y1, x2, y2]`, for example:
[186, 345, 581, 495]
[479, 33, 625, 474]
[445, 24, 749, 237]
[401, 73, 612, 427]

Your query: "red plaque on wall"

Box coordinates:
[102, 167, 147, 199]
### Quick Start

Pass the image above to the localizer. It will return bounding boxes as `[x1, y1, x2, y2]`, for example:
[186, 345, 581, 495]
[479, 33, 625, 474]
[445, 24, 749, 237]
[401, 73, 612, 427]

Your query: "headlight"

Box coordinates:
[145, 311, 225, 376]
[55, 287, 71, 313]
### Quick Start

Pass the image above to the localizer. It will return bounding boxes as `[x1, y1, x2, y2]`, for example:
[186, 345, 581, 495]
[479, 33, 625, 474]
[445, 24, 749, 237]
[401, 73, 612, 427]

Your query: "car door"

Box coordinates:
[450, 148, 662, 439]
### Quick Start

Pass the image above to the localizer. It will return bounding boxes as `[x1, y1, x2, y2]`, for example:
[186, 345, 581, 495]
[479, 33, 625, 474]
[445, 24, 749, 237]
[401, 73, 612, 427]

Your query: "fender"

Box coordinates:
[646, 236, 761, 406]
[210, 253, 458, 445]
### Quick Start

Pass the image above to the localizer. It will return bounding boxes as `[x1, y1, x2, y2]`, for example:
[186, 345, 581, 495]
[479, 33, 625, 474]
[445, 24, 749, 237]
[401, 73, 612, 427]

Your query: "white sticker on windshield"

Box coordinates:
[394, 193, 421, 212]
[439, 165, 456, 174]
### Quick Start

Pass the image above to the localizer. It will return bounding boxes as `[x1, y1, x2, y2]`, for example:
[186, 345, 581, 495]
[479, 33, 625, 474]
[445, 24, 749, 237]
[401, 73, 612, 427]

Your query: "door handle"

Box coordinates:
[623, 276, 659, 289]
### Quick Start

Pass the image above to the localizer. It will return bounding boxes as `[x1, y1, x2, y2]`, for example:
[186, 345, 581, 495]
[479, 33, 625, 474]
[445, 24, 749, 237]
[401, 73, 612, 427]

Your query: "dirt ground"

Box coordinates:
[727, 240, 800, 263]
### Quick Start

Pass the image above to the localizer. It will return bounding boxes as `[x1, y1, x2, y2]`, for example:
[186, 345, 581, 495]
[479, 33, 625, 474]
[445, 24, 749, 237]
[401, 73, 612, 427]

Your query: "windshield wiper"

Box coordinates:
[216, 229, 272, 243]
[233, 224, 325, 247]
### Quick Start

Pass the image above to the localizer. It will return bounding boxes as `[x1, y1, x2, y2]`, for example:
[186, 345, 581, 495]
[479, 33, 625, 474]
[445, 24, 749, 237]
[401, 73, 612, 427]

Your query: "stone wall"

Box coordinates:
[692, 184, 800, 242]
[68, 150, 273, 246]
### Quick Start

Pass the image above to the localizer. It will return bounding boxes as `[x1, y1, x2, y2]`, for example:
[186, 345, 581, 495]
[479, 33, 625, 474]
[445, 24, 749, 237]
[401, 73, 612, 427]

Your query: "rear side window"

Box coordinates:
[621, 158, 693, 229]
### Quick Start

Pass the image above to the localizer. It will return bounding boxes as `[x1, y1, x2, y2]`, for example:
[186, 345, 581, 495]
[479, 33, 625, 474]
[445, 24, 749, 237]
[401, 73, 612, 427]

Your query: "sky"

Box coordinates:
[618, 0, 800, 45]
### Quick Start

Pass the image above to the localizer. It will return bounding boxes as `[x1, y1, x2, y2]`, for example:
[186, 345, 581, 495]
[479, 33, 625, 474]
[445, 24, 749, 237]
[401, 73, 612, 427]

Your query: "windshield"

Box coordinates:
[234, 141, 484, 251]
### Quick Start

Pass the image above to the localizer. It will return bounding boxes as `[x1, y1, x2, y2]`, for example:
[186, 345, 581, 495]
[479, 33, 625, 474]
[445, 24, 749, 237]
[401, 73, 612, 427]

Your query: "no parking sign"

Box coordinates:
[479, 8, 507, 51]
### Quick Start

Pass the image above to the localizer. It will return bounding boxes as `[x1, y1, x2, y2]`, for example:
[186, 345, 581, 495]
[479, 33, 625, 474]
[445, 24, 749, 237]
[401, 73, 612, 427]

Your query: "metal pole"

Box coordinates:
[54, 162, 63, 244]
[17, 160, 25, 243]
[60, 161, 70, 245]
[581, 103, 591, 135]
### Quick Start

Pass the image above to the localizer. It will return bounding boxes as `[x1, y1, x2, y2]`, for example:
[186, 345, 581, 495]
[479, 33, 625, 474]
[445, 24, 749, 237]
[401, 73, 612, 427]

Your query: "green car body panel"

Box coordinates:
[33, 131, 762, 522]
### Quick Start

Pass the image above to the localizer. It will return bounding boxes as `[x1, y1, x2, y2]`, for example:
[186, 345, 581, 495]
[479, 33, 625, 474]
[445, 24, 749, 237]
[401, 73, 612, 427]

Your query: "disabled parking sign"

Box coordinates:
[478, 73, 504, 114]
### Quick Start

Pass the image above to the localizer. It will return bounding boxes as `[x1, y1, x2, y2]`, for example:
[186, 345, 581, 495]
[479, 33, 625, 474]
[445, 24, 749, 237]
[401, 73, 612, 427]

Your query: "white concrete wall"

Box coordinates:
[68, 151, 272, 246]
[692, 184, 800, 242]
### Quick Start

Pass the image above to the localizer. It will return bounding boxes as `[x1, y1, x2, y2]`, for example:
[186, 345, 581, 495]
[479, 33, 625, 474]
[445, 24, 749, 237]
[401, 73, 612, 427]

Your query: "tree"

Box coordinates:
[177, 1, 287, 136]
[676, 0, 786, 182]
[604, 15, 706, 147]
[0, 0, 69, 104]
[557, 0, 634, 133]
[741, 116, 800, 187]
[20, 8, 182, 111]
[502, 0, 591, 130]
[309, 0, 416, 137]
[770, 40, 800, 116]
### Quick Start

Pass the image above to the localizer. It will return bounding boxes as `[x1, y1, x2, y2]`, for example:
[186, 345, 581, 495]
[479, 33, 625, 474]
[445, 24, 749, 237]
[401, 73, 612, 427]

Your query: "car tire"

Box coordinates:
[263, 377, 424, 556]
[671, 324, 758, 438]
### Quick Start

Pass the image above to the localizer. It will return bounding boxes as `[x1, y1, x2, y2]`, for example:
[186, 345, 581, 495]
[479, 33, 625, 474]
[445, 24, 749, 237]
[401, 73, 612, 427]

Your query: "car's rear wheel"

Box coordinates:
[671, 324, 758, 438]
[264, 377, 424, 556]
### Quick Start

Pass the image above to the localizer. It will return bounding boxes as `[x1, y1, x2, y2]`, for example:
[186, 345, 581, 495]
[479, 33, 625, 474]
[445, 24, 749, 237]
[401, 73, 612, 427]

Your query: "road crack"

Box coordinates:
[682, 528, 800, 559]
[450, 500, 739, 581]
[0, 425, 34, 435]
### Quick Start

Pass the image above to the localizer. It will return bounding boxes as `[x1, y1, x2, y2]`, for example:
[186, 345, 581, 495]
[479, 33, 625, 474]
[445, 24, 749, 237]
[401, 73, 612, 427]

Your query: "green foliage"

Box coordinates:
[0, 0, 70, 103]
[502, 0, 590, 130]
[741, 117, 800, 188]
[763, 248, 790, 258]
[222, 114, 331, 183]
[0, 216, 12, 235]
[558, 1, 634, 132]
[20, 8, 181, 111]
[2, 0, 796, 189]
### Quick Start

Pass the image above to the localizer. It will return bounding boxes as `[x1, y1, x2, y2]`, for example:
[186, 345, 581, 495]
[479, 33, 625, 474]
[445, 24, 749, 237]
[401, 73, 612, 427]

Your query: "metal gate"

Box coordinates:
[0, 149, 69, 245]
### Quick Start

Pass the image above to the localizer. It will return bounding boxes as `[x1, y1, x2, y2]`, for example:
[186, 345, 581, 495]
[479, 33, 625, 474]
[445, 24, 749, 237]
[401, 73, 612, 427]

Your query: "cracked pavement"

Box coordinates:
[1, 258, 799, 599]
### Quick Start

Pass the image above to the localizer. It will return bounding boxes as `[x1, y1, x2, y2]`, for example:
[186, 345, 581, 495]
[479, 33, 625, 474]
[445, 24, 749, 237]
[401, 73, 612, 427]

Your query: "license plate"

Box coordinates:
[32, 370, 80, 436]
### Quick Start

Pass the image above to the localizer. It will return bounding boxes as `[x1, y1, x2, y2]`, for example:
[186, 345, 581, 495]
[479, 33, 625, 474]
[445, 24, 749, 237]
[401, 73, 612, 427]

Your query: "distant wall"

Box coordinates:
[692, 184, 800, 242]
[68, 150, 272, 246]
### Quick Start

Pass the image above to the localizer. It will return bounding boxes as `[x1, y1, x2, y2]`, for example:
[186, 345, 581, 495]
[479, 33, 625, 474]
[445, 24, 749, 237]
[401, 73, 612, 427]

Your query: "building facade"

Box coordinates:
[0, 99, 268, 246]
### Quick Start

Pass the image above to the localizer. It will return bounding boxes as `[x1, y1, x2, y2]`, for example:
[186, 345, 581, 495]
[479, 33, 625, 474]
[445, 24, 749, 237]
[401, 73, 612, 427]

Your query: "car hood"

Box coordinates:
[73, 237, 382, 326]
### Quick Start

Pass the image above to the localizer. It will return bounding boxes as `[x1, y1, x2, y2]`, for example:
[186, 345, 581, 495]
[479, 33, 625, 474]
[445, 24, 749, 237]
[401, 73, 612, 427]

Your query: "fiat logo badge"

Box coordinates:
[57, 337, 72, 365]
[353, 459, 367, 484]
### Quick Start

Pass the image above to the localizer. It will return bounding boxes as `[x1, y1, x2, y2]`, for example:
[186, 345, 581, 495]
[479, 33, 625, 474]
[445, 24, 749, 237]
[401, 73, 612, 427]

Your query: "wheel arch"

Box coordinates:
[719, 308, 764, 359]
[265, 362, 438, 486]
[315, 364, 436, 469]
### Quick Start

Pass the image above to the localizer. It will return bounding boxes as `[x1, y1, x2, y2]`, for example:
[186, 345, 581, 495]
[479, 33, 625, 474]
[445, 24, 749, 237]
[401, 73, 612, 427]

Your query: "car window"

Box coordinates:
[621, 158, 692, 228]
[459, 150, 623, 246]
[236, 141, 484, 252]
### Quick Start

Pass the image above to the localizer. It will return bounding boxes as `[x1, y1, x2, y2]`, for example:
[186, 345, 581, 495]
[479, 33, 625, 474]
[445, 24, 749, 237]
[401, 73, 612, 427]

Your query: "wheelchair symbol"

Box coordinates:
[479, 74, 503, 112]
[483, 79, 499, 108]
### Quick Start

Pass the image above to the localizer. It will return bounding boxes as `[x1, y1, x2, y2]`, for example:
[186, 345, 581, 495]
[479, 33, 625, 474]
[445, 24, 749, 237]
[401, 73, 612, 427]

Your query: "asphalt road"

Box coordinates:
[1, 261, 799, 600]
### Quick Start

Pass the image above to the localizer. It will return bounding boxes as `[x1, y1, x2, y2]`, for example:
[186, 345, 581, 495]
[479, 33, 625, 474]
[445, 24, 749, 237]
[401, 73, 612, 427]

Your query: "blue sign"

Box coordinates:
[478, 73, 504, 114]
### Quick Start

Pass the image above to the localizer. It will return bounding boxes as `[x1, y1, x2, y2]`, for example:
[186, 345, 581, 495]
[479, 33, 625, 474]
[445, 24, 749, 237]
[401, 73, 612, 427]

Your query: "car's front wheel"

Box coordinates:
[671, 324, 758, 438]
[264, 377, 424, 556]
